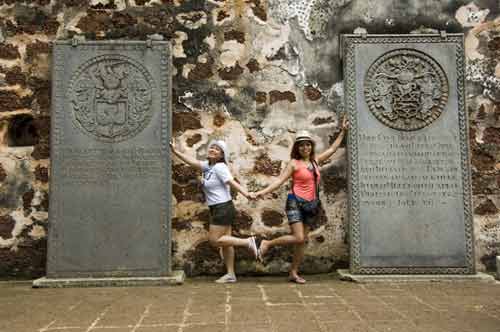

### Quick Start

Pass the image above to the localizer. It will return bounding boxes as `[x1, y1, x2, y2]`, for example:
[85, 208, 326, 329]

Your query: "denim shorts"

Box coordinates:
[285, 194, 319, 226]
[209, 200, 236, 226]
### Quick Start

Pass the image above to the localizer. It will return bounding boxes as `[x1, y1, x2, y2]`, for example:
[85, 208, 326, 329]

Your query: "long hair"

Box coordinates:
[290, 140, 316, 161]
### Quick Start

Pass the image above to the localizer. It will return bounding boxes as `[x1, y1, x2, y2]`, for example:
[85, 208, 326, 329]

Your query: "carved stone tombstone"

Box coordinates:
[34, 39, 183, 287]
[341, 34, 478, 278]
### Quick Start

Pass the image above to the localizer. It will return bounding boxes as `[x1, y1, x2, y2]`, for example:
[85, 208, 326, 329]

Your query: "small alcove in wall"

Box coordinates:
[7, 114, 39, 147]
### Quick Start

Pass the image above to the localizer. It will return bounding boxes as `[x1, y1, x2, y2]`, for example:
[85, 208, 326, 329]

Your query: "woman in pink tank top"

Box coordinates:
[254, 117, 348, 284]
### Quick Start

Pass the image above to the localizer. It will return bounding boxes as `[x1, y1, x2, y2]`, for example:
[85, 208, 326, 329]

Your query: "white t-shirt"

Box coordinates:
[201, 161, 233, 206]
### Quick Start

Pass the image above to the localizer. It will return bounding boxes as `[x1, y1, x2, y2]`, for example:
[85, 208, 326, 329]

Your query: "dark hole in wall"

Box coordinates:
[7, 114, 39, 147]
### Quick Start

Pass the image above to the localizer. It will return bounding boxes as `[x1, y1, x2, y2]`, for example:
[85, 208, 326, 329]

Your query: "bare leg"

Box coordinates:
[209, 225, 255, 276]
[259, 222, 305, 258]
[290, 225, 310, 280]
[209, 225, 252, 248]
[221, 227, 235, 275]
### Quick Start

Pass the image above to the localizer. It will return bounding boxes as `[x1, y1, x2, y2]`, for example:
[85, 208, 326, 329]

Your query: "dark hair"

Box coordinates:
[290, 140, 316, 161]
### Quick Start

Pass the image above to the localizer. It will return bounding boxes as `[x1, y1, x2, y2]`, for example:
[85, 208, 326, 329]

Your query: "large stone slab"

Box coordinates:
[342, 33, 475, 274]
[45, 39, 172, 279]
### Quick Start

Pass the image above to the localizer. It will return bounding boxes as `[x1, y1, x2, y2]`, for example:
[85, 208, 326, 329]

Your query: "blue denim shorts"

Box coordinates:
[285, 194, 319, 226]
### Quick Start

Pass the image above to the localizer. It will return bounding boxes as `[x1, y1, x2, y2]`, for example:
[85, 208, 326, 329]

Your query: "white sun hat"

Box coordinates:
[295, 130, 314, 143]
[208, 139, 229, 163]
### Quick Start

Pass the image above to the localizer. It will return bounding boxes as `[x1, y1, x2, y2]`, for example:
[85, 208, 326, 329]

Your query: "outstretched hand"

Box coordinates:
[341, 116, 349, 131]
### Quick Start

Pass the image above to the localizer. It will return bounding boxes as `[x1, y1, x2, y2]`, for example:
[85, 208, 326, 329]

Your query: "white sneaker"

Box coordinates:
[248, 236, 258, 259]
[215, 273, 237, 283]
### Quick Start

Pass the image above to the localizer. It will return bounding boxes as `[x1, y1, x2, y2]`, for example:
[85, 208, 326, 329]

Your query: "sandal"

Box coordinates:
[288, 275, 306, 284]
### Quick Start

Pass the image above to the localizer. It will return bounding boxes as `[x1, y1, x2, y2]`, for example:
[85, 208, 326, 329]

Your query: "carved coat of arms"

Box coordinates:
[364, 49, 449, 131]
[69, 55, 154, 142]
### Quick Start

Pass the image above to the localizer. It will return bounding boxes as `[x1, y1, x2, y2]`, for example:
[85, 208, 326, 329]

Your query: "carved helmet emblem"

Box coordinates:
[364, 49, 449, 131]
[68, 55, 154, 142]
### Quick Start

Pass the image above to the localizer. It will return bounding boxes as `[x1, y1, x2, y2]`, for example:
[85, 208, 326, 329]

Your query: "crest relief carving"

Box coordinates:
[364, 49, 449, 131]
[68, 54, 155, 142]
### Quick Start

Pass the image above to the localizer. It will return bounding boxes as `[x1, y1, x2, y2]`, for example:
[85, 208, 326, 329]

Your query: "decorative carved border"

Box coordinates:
[342, 34, 474, 275]
[48, 40, 172, 277]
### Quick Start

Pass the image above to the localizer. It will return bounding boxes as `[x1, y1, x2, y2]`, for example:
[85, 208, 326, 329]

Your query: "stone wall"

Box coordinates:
[0, 0, 498, 278]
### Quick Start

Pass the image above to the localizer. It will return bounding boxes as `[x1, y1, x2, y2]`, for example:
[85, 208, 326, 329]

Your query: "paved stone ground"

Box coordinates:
[1, 276, 500, 332]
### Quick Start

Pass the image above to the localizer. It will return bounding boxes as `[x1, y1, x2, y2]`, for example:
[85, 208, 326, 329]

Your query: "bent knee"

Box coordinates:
[294, 235, 306, 244]
[208, 237, 221, 247]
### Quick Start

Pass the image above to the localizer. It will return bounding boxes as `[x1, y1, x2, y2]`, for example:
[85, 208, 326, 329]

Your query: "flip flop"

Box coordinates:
[288, 275, 306, 284]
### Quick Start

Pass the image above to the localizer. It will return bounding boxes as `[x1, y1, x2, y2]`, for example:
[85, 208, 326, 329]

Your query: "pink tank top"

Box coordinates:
[291, 159, 320, 201]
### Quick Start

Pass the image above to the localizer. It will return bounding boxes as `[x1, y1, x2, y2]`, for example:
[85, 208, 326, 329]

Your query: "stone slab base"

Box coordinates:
[32, 270, 185, 288]
[337, 269, 495, 283]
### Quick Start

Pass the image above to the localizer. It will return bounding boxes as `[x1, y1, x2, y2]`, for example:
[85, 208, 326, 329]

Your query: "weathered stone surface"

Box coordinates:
[34, 165, 48, 183]
[25, 40, 50, 64]
[474, 198, 499, 215]
[218, 63, 244, 80]
[233, 210, 253, 235]
[261, 209, 284, 227]
[0, 44, 21, 59]
[246, 58, 260, 73]
[0, 91, 28, 112]
[172, 164, 199, 184]
[269, 90, 296, 104]
[185, 133, 202, 147]
[253, 153, 281, 176]
[0, 163, 7, 182]
[172, 112, 202, 132]
[255, 91, 267, 104]
[172, 182, 204, 203]
[224, 30, 245, 43]
[0, 215, 15, 239]
[4, 66, 27, 86]
[213, 112, 226, 127]
[183, 240, 224, 276]
[304, 86, 322, 101]
[0, 238, 47, 278]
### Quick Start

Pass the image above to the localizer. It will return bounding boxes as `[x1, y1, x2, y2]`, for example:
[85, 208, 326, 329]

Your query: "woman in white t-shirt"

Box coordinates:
[170, 139, 259, 283]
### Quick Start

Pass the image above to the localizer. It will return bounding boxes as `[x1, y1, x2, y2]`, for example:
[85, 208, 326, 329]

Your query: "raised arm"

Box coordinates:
[255, 160, 295, 198]
[170, 140, 203, 171]
[228, 179, 251, 199]
[315, 117, 348, 164]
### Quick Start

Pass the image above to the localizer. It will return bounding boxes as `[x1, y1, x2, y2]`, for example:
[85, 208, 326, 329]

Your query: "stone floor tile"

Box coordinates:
[141, 313, 184, 325]
[357, 310, 406, 321]
[228, 323, 273, 332]
[92, 329, 134, 332]
[182, 323, 226, 332]
[312, 309, 361, 322]
[185, 312, 226, 324]
[273, 320, 323, 332]
[323, 320, 373, 332]
[2, 277, 500, 332]
[229, 308, 270, 324]
[367, 320, 423, 332]
[136, 327, 180, 332]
